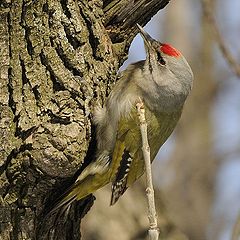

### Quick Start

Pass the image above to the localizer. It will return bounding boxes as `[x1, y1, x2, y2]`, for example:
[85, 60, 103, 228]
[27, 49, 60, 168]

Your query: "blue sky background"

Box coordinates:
[121, 1, 240, 239]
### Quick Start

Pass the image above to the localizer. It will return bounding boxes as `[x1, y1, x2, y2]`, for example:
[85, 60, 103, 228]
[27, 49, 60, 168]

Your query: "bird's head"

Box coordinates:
[137, 24, 193, 91]
[136, 24, 193, 111]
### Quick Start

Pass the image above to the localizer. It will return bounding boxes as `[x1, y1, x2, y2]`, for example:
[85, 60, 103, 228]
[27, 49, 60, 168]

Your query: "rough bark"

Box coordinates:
[0, 0, 170, 239]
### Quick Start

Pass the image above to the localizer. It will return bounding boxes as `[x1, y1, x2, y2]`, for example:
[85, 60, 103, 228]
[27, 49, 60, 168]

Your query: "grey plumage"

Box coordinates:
[52, 24, 193, 211]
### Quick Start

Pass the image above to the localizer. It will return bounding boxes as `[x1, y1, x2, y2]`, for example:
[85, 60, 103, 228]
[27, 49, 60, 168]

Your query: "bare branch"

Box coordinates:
[136, 98, 159, 240]
[202, 0, 240, 78]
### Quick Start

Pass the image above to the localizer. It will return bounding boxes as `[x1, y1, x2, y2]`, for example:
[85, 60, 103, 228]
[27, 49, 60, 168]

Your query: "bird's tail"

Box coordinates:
[49, 153, 111, 214]
[48, 182, 79, 215]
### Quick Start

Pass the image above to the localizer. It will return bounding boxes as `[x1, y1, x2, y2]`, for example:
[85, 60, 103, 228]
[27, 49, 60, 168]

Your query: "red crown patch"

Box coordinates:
[160, 44, 181, 57]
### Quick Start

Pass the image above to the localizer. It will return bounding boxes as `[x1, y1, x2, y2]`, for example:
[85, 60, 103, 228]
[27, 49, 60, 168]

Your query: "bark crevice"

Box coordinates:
[0, 0, 170, 239]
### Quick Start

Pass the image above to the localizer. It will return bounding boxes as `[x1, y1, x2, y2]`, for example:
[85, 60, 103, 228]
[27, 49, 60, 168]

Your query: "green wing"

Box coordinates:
[110, 104, 182, 204]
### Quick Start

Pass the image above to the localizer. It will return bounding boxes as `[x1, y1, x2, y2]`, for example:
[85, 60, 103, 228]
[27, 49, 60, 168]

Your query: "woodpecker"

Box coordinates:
[52, 24, 193, 210]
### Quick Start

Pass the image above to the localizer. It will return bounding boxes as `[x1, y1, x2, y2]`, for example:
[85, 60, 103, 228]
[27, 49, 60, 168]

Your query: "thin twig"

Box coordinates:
[202, 0, 240, 78]
[136, 98, 159, 240]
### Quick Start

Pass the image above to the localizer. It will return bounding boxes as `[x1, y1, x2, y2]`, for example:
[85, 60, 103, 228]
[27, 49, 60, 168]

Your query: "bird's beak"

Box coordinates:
[136, 24, 155, 50]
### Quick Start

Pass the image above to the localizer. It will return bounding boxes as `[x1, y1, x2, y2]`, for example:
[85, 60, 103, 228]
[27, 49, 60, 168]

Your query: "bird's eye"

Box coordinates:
[157, 52, 166, 66]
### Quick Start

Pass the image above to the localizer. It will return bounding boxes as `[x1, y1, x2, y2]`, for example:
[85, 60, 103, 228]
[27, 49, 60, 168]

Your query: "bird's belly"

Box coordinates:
[126, 108, 182, 186]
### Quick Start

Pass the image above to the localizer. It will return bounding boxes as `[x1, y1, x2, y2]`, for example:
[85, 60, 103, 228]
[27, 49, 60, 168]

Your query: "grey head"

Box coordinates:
[136, 24, 193, 113]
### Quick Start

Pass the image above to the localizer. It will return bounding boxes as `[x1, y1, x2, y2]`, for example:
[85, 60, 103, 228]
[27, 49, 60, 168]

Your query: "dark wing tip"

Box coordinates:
[110, 149, 133, 205]
[110, 181, 128, 205]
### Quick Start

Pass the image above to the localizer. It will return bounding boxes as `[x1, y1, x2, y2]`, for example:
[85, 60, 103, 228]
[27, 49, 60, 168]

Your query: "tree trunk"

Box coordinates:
[0, 0, 169, 239]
